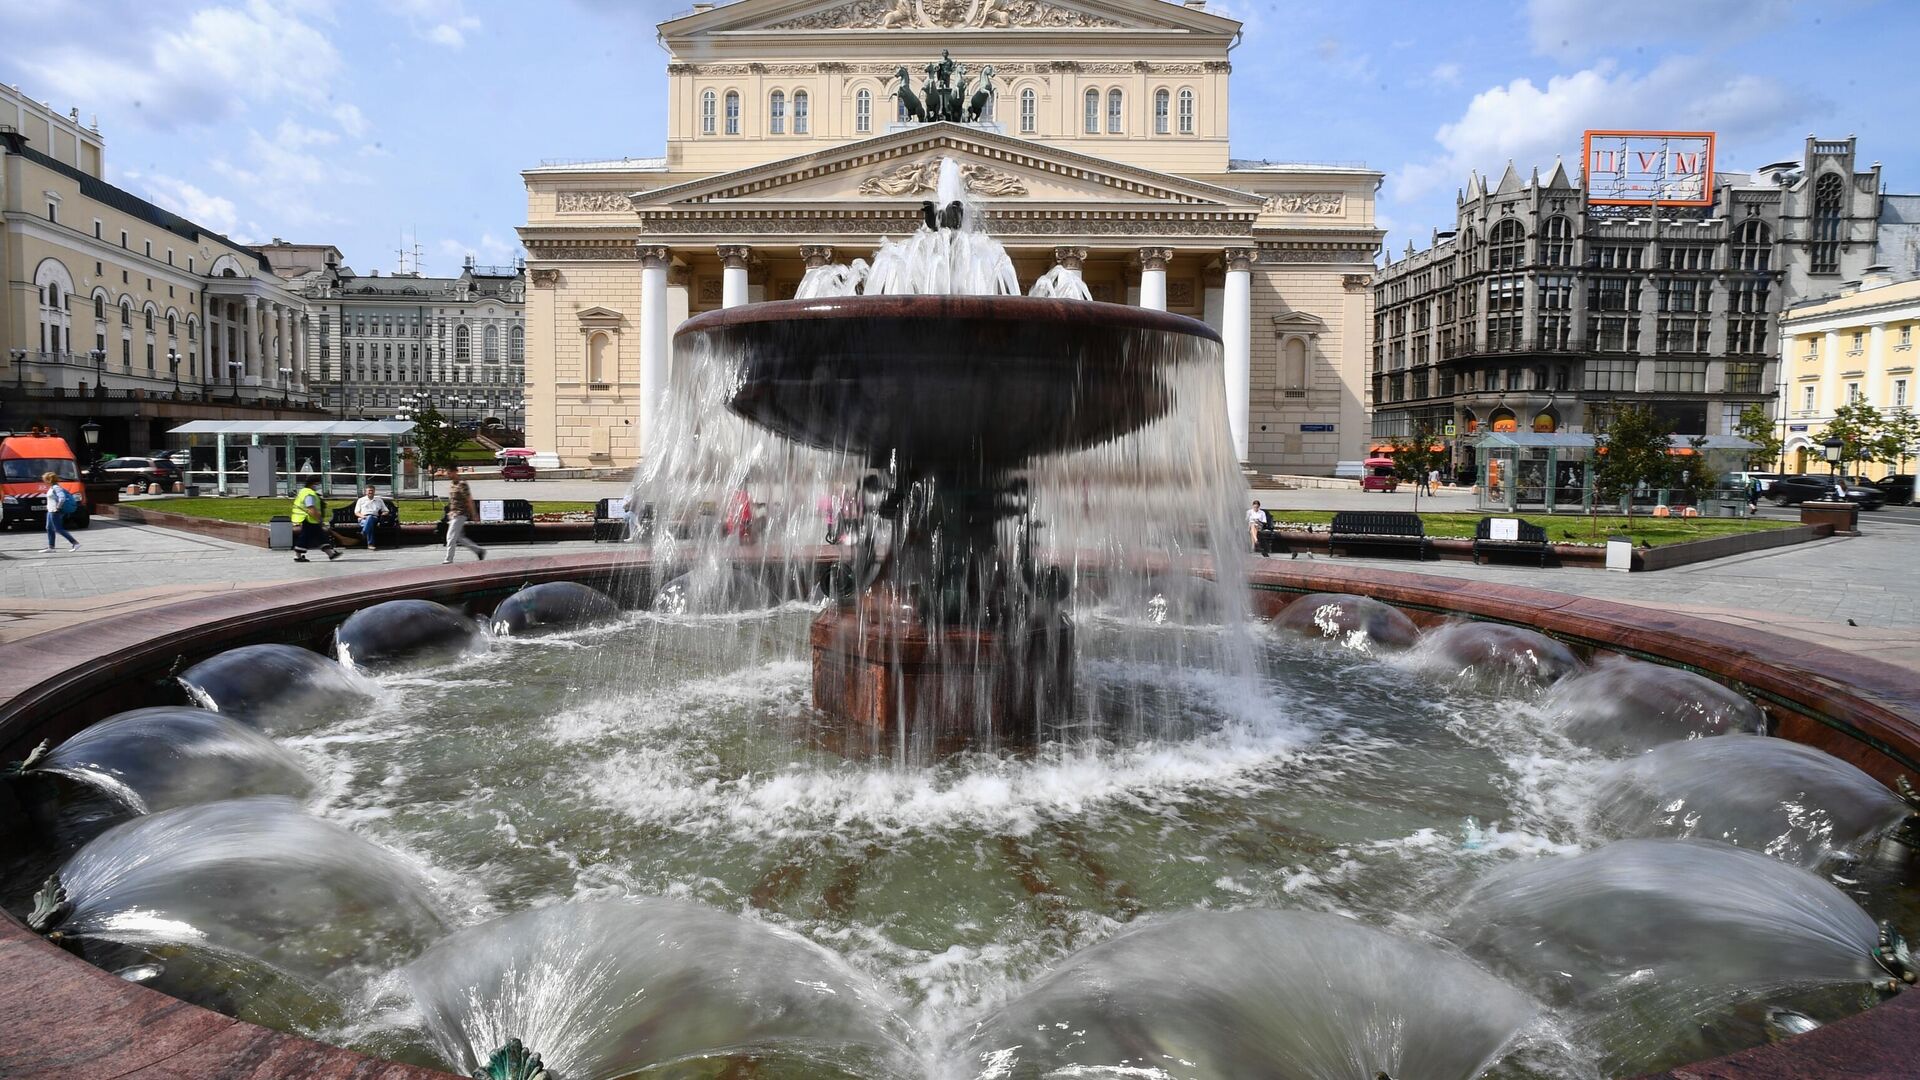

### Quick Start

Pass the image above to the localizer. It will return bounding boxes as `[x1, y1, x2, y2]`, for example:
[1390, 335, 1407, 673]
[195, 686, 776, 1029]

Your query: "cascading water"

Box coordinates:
[11, 707, 314, 815]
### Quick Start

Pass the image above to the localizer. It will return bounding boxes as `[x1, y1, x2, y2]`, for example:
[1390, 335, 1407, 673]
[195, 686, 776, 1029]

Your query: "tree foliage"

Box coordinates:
[407, 407, 464, 496]
[1816, 402, 1901, 475]
[1386, 423, 1450, 511]
[1593, 404, 1677, 527]
[1732, 403, 1785, 472]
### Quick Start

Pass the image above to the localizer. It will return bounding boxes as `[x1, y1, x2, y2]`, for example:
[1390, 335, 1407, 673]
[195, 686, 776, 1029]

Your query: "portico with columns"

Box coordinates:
[519, 0, 1381, 473]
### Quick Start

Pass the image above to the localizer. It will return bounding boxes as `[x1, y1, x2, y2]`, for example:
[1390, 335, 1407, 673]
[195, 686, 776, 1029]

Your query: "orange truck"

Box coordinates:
[0, 433, 90, 529]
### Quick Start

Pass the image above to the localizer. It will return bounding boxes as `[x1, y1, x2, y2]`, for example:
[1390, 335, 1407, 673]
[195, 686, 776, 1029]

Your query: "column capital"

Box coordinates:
[1052, 246, 1089, 271]
[717, 244, 753, 269]
[800, 245, 836, 269]
[638, 244, 672, 268]
[1223, 247, 1257, 273]
[1137, 247, 1173, 272]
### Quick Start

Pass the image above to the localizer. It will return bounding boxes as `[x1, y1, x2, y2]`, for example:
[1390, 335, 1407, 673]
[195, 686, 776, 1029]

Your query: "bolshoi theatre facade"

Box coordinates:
[519, 0, 1382, 473]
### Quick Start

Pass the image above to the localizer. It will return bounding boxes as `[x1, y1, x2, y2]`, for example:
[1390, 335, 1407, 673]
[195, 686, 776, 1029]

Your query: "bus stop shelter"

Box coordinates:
[166, 420, 420, 497]
[1473, 432, 1757, 515]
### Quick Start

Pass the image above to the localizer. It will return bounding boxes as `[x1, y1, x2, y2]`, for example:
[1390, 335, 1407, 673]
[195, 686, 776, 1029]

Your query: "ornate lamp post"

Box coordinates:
[1823, 436, 1845, 484]
[167, 350, 182, 396]
[8, 348, 25, 389]
[79, 419, 101, 474]
[88, 348, 107, 396]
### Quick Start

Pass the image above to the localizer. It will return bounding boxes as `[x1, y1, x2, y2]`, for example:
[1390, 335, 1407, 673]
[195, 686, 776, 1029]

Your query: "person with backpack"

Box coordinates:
[40, 471, 79, 553]
[290, 475, 341, 563]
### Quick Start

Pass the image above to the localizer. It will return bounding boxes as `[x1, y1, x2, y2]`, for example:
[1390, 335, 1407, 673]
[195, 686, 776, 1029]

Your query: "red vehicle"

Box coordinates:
[1361, 456, 1400, 493]
[501, 461, 538, 481]
[0, 434, 89, 528]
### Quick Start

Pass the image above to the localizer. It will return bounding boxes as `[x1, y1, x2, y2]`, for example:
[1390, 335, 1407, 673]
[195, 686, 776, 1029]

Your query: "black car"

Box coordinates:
[1769, 474, 1885, 509]
[1875, 474, 1915, 505]
[100, 456, 180, 488]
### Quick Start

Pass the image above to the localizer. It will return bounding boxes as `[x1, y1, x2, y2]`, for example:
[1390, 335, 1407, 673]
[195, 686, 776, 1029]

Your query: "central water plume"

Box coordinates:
[633, 155, 1252, 754]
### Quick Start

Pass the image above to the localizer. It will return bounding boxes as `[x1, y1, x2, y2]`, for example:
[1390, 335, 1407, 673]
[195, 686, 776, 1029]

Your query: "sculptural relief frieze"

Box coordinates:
[557, 191, 636, 214]
[767, 0, 1121, 30]
[857, 159, 1029, 197]
[1262, 192, 1345, 216]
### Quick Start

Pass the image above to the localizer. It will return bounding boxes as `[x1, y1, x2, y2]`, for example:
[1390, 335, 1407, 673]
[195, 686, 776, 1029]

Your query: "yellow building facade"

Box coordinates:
[520, 0, 1383, 472]
[1778, 272, 1920, 471]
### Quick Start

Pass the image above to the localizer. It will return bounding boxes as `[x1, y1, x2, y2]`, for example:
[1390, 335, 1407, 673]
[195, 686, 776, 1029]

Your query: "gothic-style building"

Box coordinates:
[520, 0, 1383, 472]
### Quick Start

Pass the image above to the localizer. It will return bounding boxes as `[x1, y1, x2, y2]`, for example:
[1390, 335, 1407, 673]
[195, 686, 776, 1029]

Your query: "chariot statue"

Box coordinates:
[891, 49, 996, 125]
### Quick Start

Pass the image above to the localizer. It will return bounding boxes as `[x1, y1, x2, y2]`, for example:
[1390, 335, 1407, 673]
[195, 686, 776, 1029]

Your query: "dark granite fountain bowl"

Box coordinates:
[677, 295, 1219, 471]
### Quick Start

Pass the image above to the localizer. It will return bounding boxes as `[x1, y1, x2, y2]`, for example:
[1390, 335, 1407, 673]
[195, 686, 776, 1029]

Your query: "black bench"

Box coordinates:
[436, 498, 534, 545]
[329, 498, 401, 548]
[1327, 511, 1430, 560]
[593, 498, 631, 543]
[1471, 516, 1552, 567]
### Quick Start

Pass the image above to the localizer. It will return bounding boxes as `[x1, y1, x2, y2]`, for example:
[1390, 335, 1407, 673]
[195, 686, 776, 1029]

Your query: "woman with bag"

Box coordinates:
[41, 471, 79, 553]
[443, 480, 487, 564]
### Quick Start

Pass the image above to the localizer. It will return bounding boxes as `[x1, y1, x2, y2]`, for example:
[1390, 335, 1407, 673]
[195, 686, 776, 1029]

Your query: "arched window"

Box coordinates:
[1734, 219, 1772, 271]
[1084, 88, 1100, 134]
[1812, 173, 1844, 274]
[121, 300, 132, 326]
[1019, 87, 1036, 133]
[455, 325, 470, 361]
[769, 90, 786, 134]
[793, 90, 809, 134]
[1281, 338, 1308, 390]
[484, 325, 499, 362]
[897, 92, 909, 123]
[1154, 89, 1170, 135]
[166, 313, 175, 336]
[144, 307, 155, 331]
[1177, 88, 1195, 134]
[510, 326, 524, 362]
[724, 91, 741, 135]
[1541, 216, 1573, 266]
[855, 88, 872, 134]
[588, 332, 609, 384]
[1107, 88, 1122, 133]
[94, 294, 105, 320]
[701, 90, 717, 135]
[1488, 219, 1525, 270]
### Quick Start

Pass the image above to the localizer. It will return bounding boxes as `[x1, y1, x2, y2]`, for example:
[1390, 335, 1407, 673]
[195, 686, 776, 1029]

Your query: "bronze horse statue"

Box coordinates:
[892, 65, 928, 123]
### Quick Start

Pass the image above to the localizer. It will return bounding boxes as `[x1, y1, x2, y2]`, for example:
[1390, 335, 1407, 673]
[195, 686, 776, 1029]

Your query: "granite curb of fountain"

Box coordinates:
[1, 551, 1918, 1078]
[1268, 522, 1829, 570]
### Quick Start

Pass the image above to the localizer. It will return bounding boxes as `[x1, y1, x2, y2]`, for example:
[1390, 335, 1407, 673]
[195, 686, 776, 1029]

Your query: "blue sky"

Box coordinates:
[3, 0, 1914, 272]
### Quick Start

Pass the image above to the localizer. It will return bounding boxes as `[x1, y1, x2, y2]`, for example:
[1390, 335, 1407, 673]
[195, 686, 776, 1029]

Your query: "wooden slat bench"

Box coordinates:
[1472, 516, 1552, 567]
[329, 498, 401, 548]
[1327, 511, 1430, 560]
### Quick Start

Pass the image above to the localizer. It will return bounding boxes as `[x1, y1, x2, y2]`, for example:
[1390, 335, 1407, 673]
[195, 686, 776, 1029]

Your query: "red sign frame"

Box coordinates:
[1582, 130, 1716, 207]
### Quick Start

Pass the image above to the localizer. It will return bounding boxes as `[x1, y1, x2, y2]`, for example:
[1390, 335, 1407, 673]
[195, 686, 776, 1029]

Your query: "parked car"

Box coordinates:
[1725, 471, 1786, 495]
[1769, 474, 1886, 509]
[1874, 474, 1915, 504]
[501, 461, 538, 481]
[100, 456, 180, 488]
[0, 433, 88, 529]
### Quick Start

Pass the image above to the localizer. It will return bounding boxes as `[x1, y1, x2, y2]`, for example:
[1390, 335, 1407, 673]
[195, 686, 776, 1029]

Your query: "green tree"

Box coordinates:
[1878, 408, 1920, 476]
[1386, 422, 1450, 512]
[1732, 403, 1785, 472]
[1592, 404, 1677, 531]
[1815, 402, 1897, 477]
[407, 407, 463, 497]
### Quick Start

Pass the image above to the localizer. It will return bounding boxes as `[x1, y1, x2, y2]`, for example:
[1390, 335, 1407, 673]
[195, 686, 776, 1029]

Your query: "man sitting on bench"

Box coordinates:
[1247, 500, 1268, 556]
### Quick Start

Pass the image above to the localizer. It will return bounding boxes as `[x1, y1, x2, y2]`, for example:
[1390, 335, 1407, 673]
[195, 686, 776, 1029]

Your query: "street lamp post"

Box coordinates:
[1823, 437, 1845, 485]
[167, 350, 182, 397]
[8, 348, 25, 389]
[79, 419, 101, 475]
[88, 349, 107, 397]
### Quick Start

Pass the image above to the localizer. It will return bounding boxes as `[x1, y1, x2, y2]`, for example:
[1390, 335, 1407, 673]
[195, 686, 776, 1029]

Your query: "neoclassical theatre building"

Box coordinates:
[520, 0, 1383, 471]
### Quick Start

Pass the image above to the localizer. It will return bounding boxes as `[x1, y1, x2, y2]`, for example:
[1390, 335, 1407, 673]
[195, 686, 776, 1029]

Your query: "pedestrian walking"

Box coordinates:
[353, 485, 387, 549]
[1428, 468, 1442, 496]
[40, 472, 79, 553]
[443, 480, 487, 564]
[289, 476, 340, 563]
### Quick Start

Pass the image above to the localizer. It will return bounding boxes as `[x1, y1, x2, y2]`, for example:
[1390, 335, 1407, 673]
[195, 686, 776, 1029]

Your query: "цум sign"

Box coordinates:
[1583, 130, 1716, 207]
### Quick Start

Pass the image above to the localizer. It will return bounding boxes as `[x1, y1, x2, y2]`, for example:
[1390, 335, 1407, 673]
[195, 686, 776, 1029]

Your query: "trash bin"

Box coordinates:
[1605, 535, 1634, 573]
[268, 515, 294, 550]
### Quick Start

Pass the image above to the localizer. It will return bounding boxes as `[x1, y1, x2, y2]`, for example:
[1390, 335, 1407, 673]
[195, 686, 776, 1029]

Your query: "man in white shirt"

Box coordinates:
[354, 486, 387, 550]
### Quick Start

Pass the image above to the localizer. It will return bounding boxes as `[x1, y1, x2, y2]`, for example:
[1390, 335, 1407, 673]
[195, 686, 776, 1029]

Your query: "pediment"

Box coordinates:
[576, 306, 626, 327]
[1271, 310, 1328, 335]
[663, 0, 1239, 35]
[635, 123, 1263, 210]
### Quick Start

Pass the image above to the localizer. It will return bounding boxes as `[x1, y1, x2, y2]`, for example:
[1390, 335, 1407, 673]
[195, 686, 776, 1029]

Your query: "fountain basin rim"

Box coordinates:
[674, 294, 1223, 344]
[2, 551, 1920, 1079]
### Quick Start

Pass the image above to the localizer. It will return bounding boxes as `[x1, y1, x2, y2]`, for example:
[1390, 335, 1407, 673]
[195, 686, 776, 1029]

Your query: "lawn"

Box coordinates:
[1263, 509, 1796, 548]
[451, 439, 498, 464]
[131, 497, 595, 524]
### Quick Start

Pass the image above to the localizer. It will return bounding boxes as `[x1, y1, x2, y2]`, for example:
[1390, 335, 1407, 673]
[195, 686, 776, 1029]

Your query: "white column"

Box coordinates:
[243, 296, 260, 378]
[1138, 247, 1171, 311]
[638, 245, 672, 456]
[1223, 247, 1254, 462]
[1823, 329, 1841, 416]
[1868, 322, 1887, 404]
[719, 245, 751, 309]
[277, 305, 291, 383]
[1052, 245, 1088, 291]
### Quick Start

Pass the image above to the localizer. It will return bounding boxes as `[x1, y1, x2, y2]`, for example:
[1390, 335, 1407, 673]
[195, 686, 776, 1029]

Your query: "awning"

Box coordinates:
[1369, 443, 1447, 453]
[168, 420, 416, 436]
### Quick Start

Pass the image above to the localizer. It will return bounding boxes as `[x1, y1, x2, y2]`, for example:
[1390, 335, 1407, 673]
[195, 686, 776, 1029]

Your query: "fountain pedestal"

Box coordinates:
[810, 596, 1073, 744]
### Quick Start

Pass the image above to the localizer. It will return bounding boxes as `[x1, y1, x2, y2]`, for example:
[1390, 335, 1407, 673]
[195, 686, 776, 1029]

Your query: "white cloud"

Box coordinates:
[1527, 0, 1800, 60]
[1391, 56, 1817, 203]
[436, 233, 523, 268]
[1425, 62, 1463, 88]
[331, 103, 370, 139]
[396, 0, 482, 48]
[137, 174, 244, 238]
